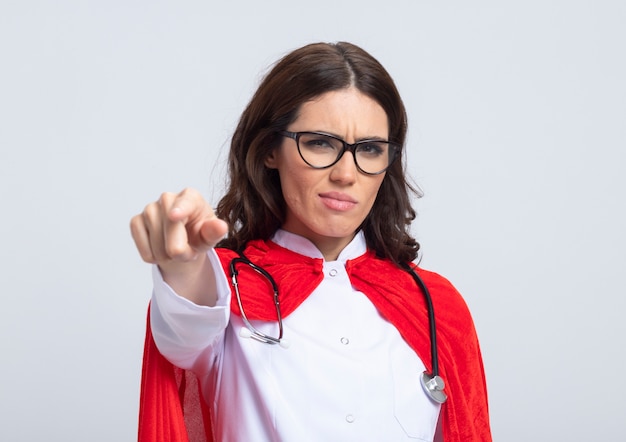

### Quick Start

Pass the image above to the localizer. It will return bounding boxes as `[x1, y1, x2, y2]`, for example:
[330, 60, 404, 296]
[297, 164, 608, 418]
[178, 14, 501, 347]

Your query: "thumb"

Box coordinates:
[197, 216, 229, 249]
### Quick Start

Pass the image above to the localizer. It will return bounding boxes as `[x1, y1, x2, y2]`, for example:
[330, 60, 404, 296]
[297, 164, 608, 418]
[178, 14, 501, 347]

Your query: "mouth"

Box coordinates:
[318, 192, 358, 211]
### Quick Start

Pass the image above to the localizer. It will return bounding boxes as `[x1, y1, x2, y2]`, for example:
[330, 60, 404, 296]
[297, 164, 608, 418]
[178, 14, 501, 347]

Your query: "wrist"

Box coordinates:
[159, 253, 217, 306]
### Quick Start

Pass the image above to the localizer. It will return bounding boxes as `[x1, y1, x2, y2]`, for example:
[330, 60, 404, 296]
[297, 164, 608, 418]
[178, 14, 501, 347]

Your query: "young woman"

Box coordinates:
[131, 41, 491, 441]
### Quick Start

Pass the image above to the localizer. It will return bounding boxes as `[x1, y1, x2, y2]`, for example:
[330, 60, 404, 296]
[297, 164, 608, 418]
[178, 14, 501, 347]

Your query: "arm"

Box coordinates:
[131, 188, 231, 370]
[150, 248, 232, 371]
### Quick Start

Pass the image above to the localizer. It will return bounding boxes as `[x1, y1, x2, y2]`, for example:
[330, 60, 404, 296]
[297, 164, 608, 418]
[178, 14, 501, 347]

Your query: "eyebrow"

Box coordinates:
[312, 130, 390, 143]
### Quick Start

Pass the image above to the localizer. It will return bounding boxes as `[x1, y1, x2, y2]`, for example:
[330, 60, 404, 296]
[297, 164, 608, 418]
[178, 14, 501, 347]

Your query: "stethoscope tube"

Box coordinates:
[230, 256, 289, 348]
[404, 264, 448, 404]
[230, 254, 447, 403]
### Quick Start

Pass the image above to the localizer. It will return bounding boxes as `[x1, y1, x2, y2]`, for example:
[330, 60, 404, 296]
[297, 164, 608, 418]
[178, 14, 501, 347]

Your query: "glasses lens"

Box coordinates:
[297, 133, 344, 168]
[355, 141, 396, 174]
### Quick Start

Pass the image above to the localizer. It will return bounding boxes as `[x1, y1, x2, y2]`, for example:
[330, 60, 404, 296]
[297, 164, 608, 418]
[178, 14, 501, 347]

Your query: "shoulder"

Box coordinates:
[349, 253, 474, 323]
[414, 266, 477, 333]
[214, 246, 238, 270]
[414, 266, 462, 301]
[215, 238, 270, 259]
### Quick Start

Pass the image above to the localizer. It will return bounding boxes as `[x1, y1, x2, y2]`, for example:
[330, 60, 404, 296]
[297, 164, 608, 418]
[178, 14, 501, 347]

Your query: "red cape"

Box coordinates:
[139, 240, 491, 441]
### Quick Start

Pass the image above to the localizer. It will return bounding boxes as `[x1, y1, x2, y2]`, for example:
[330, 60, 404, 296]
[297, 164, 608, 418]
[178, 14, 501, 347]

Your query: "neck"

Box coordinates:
[280, 229, 357, 262]
[315, 237, 353, 261]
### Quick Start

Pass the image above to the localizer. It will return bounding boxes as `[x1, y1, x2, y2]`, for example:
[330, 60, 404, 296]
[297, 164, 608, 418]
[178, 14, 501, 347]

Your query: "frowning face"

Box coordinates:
[265, 87, 389, 260]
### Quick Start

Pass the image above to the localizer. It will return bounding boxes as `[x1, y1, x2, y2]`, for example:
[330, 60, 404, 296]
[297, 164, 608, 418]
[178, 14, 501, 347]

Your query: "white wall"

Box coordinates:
[1, 1, 624, 440]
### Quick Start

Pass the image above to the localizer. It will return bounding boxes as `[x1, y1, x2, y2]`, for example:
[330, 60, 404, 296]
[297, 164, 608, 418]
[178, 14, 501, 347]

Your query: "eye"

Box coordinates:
[300, 134, 340, 151]
[357, 142, 387, 157]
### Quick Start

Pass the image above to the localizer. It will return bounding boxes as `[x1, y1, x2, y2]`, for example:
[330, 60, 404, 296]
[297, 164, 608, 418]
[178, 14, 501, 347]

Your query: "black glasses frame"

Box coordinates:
[279, 130, 400, 175]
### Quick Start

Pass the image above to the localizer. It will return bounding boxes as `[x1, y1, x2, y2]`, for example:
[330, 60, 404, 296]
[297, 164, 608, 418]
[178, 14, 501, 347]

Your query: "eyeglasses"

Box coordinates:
[279, 131, 400, 175]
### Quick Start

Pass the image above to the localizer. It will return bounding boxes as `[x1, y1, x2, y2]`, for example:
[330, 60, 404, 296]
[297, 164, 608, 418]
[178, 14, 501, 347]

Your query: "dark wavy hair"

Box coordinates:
[216, 42, 421, 264]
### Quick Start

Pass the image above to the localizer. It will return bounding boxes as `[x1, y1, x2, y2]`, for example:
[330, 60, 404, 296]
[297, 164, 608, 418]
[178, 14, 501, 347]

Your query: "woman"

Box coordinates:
[131, 42, 491, 441]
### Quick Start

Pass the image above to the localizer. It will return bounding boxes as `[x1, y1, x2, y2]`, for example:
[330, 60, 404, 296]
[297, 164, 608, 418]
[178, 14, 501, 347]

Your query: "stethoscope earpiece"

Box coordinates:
[239, 327, 253, 339]
[420, 372, 448, 404]
[239, 327, 290, 349]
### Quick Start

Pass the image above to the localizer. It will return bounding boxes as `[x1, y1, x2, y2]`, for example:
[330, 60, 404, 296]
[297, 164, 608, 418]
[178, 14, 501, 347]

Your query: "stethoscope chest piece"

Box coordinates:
[420, 372, 448, 404]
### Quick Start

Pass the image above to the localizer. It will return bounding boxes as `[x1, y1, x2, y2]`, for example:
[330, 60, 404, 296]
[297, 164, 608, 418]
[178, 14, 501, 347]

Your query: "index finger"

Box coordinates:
[167, 188, 208, 224]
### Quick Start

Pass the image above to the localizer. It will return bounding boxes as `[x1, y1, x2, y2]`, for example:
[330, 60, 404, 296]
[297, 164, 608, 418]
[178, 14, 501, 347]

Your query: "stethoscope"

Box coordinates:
[229, 254, 448, 404]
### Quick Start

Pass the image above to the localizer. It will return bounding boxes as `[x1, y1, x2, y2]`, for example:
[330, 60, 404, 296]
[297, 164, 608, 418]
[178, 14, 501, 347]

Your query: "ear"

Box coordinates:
[264, 148, 279, 169]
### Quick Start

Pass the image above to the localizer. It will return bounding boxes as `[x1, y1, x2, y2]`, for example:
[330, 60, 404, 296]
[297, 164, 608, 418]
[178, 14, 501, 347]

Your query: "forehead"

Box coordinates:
[291, 88, 389, 139]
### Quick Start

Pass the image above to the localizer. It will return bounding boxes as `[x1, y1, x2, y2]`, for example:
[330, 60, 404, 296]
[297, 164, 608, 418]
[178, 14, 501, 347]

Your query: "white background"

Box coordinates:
[1, 1, 624, 441]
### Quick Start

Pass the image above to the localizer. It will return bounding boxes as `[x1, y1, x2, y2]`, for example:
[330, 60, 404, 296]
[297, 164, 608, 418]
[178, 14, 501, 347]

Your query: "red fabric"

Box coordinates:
[346, 251, 492, 441]
[220, 240, 324, 320]
[139, 240, 491, 441]
[138, 308, 212, 442]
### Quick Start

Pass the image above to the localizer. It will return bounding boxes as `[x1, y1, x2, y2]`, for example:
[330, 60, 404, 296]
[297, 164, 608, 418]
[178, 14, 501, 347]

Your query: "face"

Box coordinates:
[264, 87, 389, 259]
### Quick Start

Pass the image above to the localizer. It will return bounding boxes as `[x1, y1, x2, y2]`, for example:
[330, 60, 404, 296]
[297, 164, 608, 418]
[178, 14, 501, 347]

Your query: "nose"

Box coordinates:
[329, 150, 358, 184]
